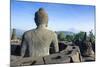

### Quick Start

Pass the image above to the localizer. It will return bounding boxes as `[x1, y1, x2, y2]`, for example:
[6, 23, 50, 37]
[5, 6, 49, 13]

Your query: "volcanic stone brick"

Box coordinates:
[43, 53, 70, 64]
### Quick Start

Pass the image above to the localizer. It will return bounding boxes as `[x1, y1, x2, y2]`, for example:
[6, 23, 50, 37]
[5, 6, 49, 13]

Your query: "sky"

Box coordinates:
[11, 0, 95, 33]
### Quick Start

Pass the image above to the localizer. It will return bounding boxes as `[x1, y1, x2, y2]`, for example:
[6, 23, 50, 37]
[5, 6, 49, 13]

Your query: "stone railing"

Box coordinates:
[11, 41, 82, 66]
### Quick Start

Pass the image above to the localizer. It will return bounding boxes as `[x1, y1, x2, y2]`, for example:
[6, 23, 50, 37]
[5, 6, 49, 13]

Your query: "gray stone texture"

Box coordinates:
[43, 53, 71, 64]
[82, 40, 94, 57]
[21, 8, 59, 58]
[11, 44, 82, 66]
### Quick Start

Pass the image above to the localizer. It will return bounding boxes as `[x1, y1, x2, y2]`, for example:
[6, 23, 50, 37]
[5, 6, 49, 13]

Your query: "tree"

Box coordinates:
[58, 32, 66, 41]
[65, 35, 74, 42]
[74, 31, 85, 42]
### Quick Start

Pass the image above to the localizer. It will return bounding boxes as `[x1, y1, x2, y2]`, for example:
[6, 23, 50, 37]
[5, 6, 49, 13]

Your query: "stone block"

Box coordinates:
[82, 56, 95, 62]
[44, 53, 70, 64]
[11, 56, 44, 66]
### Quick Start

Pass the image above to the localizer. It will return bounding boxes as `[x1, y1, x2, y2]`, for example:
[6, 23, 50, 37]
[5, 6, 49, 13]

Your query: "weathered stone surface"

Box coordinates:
[82, 57, 95, 62]
[60, 49, 81, 63]
[11, 29, 17, 40]
[70, 51, 80, 62]
[11, 56, 44, 66]
[43, 53, 70, 64]
[43, 44, 81, 64]
[11, 56, 22, 66]
[34, 8, 48, 26]
[11, 45, 21, 56]
[73, 32, 95, 59]
[58, 41, 68, 51]
[11, 44, 82, 66]
[82, 41, 94, 57]
[20, 8, 59, 58]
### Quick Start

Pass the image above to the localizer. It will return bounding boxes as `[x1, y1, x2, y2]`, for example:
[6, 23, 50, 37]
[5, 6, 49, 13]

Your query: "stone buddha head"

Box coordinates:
[34, 8, 48, 28]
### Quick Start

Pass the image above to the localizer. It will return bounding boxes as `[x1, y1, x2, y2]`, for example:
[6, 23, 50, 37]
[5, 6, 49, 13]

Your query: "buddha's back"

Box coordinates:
[21, 28, 58, 57]
[21, 8, 59, 58]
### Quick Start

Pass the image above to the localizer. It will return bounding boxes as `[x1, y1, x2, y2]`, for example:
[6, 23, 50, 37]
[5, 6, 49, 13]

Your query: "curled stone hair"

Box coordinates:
[34, 8, 48, 26]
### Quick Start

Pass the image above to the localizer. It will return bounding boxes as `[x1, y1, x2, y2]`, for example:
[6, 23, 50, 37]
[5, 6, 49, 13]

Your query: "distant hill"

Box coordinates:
[11, 29, 75, 38]
[56, 31, 75, 35]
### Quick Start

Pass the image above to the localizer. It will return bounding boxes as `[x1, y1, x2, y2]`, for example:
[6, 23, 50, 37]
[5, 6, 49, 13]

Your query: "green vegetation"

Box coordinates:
[57, 31, 95, 43]
[73, 31, 86, 42]
[65, 35, 74, 42]
[58, 32, 66, 41]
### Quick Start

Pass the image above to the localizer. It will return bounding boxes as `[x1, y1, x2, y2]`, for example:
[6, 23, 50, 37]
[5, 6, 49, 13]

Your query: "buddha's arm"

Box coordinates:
[52, 33, 59, 52]
[21, 33, 28, 57]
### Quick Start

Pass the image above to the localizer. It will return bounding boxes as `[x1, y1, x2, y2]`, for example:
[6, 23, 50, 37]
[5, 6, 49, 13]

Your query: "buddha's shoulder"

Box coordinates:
[24, 29, 57, 36]
[23, 29, 35, 35]
[46, 29, 57, 35]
